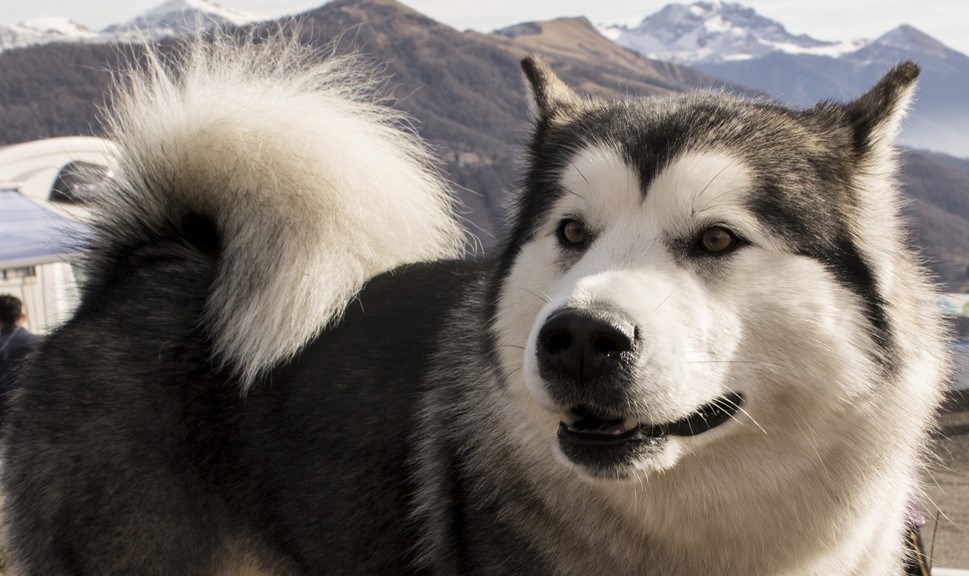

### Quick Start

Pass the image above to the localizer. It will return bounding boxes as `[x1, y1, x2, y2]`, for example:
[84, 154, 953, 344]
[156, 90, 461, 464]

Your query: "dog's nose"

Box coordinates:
[536, 308, 636, 382]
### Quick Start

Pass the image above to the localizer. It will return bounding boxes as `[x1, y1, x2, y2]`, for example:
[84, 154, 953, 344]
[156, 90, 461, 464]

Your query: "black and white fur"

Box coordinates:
[0, 37, 948, 576]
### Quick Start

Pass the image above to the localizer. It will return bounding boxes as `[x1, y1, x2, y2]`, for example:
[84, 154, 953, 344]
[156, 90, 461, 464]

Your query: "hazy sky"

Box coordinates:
[5, 0, 969, 55]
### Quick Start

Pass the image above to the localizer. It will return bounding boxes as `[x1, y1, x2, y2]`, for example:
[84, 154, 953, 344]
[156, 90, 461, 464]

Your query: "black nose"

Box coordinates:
[536, 308, 636, 382]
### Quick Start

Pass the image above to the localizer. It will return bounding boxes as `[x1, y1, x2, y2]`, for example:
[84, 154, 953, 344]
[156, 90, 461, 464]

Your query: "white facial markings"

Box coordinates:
[644, 151, 760, 249]
[556, 145, 642, 231]
[493, 135, 917, 508]
[557, 147, 771, 262]
[495, 145, 795, 476]
[502, 146, 754, 390]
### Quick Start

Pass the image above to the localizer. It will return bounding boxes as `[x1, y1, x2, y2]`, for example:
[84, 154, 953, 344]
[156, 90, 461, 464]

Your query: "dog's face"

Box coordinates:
[491, 59, 919, 482]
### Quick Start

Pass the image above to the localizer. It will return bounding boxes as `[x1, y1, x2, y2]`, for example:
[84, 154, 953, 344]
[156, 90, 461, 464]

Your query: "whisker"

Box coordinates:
[716, 394, 766, 435]
[570, 162, 591, 186]
[734, 406, 765, 434]
[697, 160, 739, 200]
[713, 410, 750, 435]
[684, 355, 782, 370]
[654, 281, 685, 311]
[794, 419, 831, 480]
[686, 360, 767, 365]
[561, 185, 586, 201]
[691, 158, 739, 216]
[517, 287, 551, 303]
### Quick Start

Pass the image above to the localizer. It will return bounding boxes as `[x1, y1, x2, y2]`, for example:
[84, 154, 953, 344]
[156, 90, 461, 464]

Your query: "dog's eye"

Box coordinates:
[557, 218, 587, 247]
[697, 226, 739, 254]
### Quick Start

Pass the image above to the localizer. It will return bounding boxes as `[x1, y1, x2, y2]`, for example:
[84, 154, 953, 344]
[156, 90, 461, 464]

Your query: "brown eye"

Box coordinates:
[698, 226, 738, 253]
[558, 219, 587, 246]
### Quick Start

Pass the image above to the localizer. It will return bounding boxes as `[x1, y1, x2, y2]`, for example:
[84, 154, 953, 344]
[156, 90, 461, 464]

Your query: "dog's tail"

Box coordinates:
[88, 36, 465, 390]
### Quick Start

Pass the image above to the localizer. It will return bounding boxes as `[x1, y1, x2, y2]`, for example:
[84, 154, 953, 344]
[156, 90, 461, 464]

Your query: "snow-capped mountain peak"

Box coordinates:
[17, 18, 100, 38]
[599, 1, 864, 64]
[138, 0, 259, 28]
[0, 17, 101, 52]
[870, 25, 954, 58]
[0, 0, 266, 53]
[104, 0, 262, 35]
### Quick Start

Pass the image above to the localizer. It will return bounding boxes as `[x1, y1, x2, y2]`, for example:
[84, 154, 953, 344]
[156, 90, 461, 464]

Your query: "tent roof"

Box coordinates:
[0, 188, 89, 269]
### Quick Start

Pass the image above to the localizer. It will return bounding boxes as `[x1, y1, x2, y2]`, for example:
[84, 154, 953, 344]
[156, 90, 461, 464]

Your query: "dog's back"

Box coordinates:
[0, 37, 466, 575]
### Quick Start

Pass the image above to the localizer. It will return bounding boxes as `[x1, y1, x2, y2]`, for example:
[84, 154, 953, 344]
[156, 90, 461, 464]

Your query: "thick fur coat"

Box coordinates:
[0, 37, 948, 576]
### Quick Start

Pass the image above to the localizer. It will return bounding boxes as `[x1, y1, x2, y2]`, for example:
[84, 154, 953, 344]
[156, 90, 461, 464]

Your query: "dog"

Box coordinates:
[0, 36, 949, 575]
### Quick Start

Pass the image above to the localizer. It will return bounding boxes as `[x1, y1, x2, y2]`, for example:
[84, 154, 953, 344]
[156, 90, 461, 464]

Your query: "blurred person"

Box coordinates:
[0, 294, 37, 425]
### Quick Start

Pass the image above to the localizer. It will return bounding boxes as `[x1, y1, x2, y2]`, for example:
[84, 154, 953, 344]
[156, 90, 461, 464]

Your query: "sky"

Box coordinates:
[4, 0, 969, 55]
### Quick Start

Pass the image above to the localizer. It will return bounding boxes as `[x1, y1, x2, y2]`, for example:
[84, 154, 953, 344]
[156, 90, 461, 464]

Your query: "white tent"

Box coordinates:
[0, 188, 89, 268]
[0, 136, 115, 333]
[0, 136, 116, 204]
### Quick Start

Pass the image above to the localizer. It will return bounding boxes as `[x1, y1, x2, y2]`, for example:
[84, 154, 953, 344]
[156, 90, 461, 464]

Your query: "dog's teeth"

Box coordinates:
[623, 418, 638, 431]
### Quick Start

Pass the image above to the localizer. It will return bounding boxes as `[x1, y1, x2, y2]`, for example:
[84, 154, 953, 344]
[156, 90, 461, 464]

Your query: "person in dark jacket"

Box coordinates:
[0, 294, 37, 425]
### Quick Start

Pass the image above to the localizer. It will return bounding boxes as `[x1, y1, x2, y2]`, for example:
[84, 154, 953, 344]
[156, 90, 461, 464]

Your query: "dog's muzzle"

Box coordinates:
[534, 306, 743, 477]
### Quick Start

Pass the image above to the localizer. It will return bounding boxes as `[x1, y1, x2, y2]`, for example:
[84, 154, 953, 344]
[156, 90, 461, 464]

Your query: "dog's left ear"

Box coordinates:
[844, 61, 919, 158]
[521, 56, 579, 121]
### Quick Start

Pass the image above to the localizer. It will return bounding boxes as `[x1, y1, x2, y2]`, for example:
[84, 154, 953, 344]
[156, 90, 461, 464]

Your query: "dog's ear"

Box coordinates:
[521, 56, 579, 121]
[844, 61, 919, 158]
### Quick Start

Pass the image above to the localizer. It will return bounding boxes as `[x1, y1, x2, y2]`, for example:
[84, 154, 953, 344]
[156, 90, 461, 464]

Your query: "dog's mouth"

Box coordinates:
[557, 392, 744, 447]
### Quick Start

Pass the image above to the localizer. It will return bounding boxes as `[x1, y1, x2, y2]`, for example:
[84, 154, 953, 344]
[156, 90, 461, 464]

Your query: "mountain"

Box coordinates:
[1, 0, 968, 288]
[0, 18, 101, 51]
[599, 2, 863, 64]
[103, 0, 260, 36]
[490, 16, 743, 97]
[601, 2, 969, 159]
[692, 25, 969, 157]
[0, 0, 261, 53]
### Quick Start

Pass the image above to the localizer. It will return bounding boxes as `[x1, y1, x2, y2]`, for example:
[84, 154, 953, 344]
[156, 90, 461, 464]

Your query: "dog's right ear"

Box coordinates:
[844, 61, 919, 162]
[521, 56, 579, 121]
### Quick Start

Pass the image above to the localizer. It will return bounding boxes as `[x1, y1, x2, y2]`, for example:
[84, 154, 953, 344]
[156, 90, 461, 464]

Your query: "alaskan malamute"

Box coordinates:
[1, 37, 949, 575]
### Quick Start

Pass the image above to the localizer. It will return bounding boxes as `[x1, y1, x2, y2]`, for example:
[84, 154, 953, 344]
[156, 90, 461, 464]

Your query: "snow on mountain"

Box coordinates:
[142, 0, 258, 24]
[590, 2, 969, 157]
[0, 18, 100, 52]
[599, 2, 864, 64]
[104, 0, 261, 36]
[19, 18, 101, 39]
[858, 24, 957, 61]
[0, 0, 264, 53]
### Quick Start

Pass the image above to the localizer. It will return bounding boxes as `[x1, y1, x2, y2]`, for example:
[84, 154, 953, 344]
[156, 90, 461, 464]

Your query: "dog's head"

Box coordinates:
[491, 57, 921, 481]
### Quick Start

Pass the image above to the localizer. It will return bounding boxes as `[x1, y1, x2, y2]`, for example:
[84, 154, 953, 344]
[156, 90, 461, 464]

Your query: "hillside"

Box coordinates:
[1, 0, 968, 287]
[901, 151, 969, 290]
[0, 42, 123, 143]
[489, 16, 739, 97]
